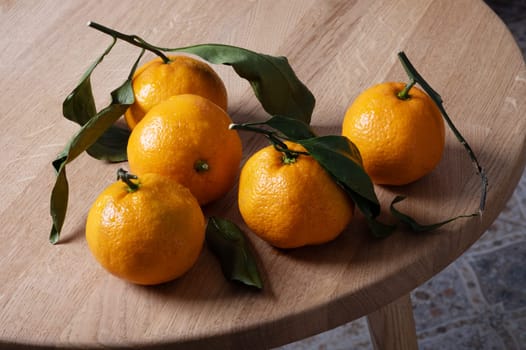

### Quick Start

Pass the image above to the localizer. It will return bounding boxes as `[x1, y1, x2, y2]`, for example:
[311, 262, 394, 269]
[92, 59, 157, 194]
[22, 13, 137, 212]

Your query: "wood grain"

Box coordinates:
[367, 294, 418, 350]
[1, 0, 524, 348]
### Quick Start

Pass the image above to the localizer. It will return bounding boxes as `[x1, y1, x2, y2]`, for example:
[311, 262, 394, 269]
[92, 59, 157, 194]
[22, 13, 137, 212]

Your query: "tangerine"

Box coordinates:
[85, 169, 205, 285]
[238, 142, 354, 249]
[124, 55, 228, 129]
[342, 82, 445, 185]
[127, 94, 242, 205]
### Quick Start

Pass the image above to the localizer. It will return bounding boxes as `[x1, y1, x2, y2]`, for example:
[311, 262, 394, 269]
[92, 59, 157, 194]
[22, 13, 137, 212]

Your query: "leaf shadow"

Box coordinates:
[143, 193, 275, 301]
[273, 218, 371, 267]
[55, 224, 86, 245]
[141, 244, 274, 302]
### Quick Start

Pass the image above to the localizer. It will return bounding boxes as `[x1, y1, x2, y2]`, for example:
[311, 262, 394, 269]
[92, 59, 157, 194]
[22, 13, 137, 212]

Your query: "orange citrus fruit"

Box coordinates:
[127, 94, 242, 205]
[238, 142, 354, 249]
[124, 55, 228, 129]
[342, 82, 445, 186]
[85, 169, 205, 285]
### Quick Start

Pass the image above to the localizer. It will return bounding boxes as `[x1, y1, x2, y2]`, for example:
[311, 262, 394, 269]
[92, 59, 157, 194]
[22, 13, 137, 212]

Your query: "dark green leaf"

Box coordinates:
[205, 217, 263, 290]
[85, 125, 130, 162]
[87, 24, 315, 123]
[49, 155, 69, 244]
[62, 38, 116, 126]
[297, 135, 395, 237]
[62, 38, 134, 162]
[398, 51, 487, 213]
[50, 94, 130, 243]
[232, 116, 395, 238]
[168, 44, 315, 124]
[264, 115, 316, 140]
[298, 136, 372, 205]
[84, 79, 134, 162]
[390, 196, 478, 232]
[49, 51, 144, 244]
[62, 78, 96, 126]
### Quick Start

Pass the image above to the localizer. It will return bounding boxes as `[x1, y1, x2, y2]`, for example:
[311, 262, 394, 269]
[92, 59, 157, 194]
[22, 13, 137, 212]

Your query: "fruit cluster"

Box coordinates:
[50, 23, 485, 288]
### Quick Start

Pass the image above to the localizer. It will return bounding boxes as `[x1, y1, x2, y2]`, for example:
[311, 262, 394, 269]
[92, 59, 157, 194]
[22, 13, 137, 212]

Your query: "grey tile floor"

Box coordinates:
[277, 1, 526, 349]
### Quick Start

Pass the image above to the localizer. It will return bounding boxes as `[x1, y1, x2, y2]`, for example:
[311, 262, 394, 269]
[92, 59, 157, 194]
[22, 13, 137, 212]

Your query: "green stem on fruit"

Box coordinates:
[88, 21, 171, 63]
[397, 79, 416, 100]
[397, 51, 488, 213]
[195, 160, 210, 172]
[117, 168, 140, 192]
[229, 122, 308, 163]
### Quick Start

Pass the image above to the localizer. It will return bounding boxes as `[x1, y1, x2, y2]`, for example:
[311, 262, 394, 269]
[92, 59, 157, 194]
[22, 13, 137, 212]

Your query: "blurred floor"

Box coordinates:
[278, 1, 526, 349]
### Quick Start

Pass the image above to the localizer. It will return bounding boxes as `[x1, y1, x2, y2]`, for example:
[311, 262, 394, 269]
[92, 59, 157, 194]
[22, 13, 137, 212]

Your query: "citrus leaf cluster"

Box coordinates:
[50, 23, 315, 246]
[49, 22, 486, 290]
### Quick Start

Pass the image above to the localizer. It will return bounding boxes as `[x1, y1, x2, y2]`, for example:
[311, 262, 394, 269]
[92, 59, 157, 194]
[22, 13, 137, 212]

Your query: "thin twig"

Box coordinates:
[397, 52, 488, 213]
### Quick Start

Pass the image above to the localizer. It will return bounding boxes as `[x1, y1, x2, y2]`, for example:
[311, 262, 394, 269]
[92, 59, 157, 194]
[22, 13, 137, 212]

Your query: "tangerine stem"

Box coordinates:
[230, 122, 309, 162]
[117, 168, 140, 192]
[194, 160, 209, 172]
[397, 79, 416, 100]
[88, 21, 171, 63]
[397, 51, 487, 213]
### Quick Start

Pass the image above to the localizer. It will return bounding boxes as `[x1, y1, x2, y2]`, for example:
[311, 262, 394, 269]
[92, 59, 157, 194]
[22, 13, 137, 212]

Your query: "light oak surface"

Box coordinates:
[1, 0, 525, 348]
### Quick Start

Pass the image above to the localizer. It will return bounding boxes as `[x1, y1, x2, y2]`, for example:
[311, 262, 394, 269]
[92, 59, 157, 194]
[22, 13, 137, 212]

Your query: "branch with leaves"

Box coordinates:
[49, 22, 315, 244]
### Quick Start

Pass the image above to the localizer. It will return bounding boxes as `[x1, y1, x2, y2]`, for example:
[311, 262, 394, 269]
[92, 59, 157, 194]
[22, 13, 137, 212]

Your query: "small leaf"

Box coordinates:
[49, 51, 144, 244]
[205, 217, 263, 290]
[168, 44, 315, 124]
[49, 155, 69, 244]
[390, 196, 478, 232]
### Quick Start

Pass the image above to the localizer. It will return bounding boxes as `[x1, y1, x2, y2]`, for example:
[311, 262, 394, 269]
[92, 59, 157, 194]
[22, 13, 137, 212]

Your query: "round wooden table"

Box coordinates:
[1, 0, 524, 349]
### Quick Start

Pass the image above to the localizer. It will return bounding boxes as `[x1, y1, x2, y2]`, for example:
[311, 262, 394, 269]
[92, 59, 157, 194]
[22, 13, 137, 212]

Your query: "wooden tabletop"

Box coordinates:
[1, 0, 525, 348]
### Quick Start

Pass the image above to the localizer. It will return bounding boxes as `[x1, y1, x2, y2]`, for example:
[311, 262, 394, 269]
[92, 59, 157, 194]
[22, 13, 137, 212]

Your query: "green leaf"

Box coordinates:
[85, 124, 130, 162]
[205, 217, 263, 290]
[231, 116, 394, 238]
[168, 44, 315, 124]
[49, 51, 144, 244]
[87, 23, 315, 123]
[297, 135, 395, 237]
[49, 155, 69, 244]
[397, 51, 487, 213]
[390, 196, 478, 232]
[62, 38, 116, 125]
[264, 115, 316, 140]
[84, 79, 134, 161]
[297, 136, 370, 203]
[61, 38, 132, 162]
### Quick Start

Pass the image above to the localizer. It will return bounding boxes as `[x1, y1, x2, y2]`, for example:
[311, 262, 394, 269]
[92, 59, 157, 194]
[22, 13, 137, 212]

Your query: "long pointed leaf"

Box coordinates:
[390, 196, 478, 232]
[87, 23, 315, 124]
[62, 38, 132, 162]
[297, 135, 395, 237]
[205, 217, 263, 289]
[398, 51, 487, 214]
[62, 38, 116, 126]
[264, 115, 316, 140]
[49, 52, 143, 244]
[232, 116, 395, 238]
[168, 44, 315, 124]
